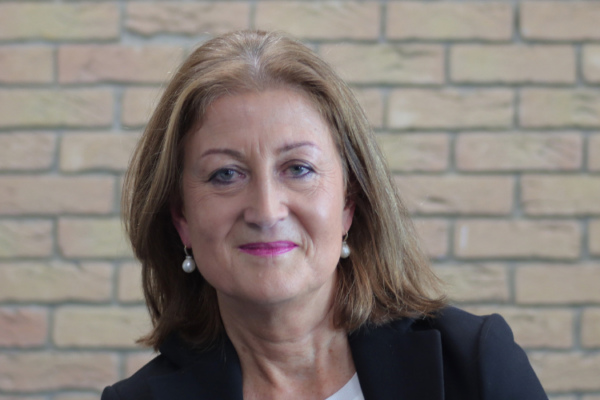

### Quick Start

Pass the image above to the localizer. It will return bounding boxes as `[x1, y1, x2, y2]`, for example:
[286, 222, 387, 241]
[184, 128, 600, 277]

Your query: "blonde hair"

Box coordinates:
[123, 30, 446, 350]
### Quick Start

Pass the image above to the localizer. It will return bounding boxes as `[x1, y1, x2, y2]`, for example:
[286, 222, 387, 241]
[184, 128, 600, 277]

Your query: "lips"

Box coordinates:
[238, 241, 298, 256]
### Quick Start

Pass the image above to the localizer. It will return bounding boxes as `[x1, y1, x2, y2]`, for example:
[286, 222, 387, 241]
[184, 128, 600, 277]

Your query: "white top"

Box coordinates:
[325, 373, 365, 400]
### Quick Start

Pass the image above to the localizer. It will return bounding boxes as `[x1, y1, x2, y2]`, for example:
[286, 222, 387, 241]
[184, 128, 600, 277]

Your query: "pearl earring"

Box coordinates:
[182, 246, 196, 273]
[340, 232, 350, 259]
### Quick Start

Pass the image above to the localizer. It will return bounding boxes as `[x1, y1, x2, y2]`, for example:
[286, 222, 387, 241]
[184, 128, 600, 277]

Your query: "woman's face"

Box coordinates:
[172, 88, 354, 306]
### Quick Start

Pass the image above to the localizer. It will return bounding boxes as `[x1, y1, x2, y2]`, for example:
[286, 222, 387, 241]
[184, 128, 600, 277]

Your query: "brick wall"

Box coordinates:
[0, 1, 599, 398]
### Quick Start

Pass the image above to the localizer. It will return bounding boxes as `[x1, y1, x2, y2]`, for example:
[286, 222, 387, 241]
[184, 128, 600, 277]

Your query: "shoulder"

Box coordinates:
[416, 306, 547, 400]
[100, 354, 177, 400]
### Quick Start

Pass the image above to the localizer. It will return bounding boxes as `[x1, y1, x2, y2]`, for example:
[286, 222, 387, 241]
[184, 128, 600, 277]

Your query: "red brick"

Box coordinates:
[455, 220, 580, 260]
[529, 352, 600, 392]
[395, 175, 513, 215]
[516, 264, 600, 304]
[0, 352, 118, 391]
[321, 44, 443, 84]
[0, 3, 119, 40]
[388, 89, 513, 130]
[126, 2, 249, 36]
[377, 134, 449, 172]
[0, 47, 53, 84]
[59, 45, 184, 84]
[452, 45, 575, 84]
[433, 264, 509, 302]
[0, 307, 47, 347]
[413, 219, 448, 259]
[590, 134, 600, 171]
[0, 89, 113, 129]
[522, 176, 600, 215]
[590, 220, 600, 257]
[0, 262, 112, 302]
[521, 89, 600, 128]
[521, 2, 600, 41]
[387, 2, 512, 41]
[256, 2, 378, 40]
[456, 132, 582, 172]
[0, 176, 114, 215]
[0, 132, 56, 171]
[0, 220, 53, 259]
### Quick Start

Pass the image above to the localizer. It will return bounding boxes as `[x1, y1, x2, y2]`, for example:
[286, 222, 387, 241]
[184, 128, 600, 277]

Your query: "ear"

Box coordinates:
[170, 200, 191, 247]
[342, 198, 355, 234]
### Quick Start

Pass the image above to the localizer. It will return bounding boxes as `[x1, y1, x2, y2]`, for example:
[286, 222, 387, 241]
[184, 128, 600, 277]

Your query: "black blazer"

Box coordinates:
[101, 307, 548, 400]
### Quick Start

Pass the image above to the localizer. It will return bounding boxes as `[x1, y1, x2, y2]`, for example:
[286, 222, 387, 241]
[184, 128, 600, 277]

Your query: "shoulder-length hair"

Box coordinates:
[123, 30, 446, 350]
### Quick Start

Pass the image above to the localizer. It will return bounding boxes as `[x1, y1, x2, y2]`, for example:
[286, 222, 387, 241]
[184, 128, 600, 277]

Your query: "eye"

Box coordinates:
[208, 168, 244, 185]
[286, 164, 314, 178]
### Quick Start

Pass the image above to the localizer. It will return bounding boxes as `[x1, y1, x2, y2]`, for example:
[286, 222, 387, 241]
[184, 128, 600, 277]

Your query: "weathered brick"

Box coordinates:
[522, 176, 600, 215]
[0, 90, 113, 129]
[0, 176, 114, 215]
[451, 45, 575, 84]
[352, 89, 383, 129]
[433, 264, 509, 302]
[464, 306, 573, 349]
[517, 264, 600, 304]
[0, 220, 52, 259]
[584, 46, 600, 83]
[0, 307, 47, 347]
[388, 89, 513, 130]
[321, 44, 443, 85]
[522, 2, 600, 41]
[122, 87, 163, 127]
[396, 176, 513, 215]
[0, 47, 53, 84]
[455, 220, 580, 259]
[377, 134, 448, 172]
[521, 89, 600, 128]
[59, 45, 183, 84]
[0, 132, 56, 171]
[591, 220, 600, 257]
[582, 308, 600, 348]
[456, 132, 582, 172]
[529, 352, 600, 392]
[256, 2, 378, 40]
[58, 218, 133, 259]
[0, 262, 112, 302]
[590, 134, 600, 171]
[119, 262, 144, 303]
[53, 394, 98, 400]
[0, 3, 119, 40]
[0, 352, 117, 391]
[60, 132, 139, 172]
[54, 307, 150, 348]
[387, 2, 512, 41]
[126, 352, 156, 377]
[413, 219, 448, 259]
[126, 2, 249, 36]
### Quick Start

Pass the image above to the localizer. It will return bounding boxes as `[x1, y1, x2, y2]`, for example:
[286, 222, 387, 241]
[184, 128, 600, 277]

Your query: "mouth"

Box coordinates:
[238, 241, 298, 257]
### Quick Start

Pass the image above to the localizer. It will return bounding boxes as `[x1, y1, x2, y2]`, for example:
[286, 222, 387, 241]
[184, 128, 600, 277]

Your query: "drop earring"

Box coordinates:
[340, 232, 351, 259]
[182, 246, 196, 273]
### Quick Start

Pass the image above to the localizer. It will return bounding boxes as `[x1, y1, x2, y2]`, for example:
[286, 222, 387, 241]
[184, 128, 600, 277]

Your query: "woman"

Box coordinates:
[102, 31, 547, 400]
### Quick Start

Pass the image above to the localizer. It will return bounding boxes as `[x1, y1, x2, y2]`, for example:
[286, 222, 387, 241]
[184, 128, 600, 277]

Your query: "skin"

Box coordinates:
[171, 88, 356, 399]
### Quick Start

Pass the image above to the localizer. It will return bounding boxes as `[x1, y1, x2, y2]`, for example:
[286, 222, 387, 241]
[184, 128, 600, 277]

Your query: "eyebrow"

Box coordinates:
[200, 141, 319, 159]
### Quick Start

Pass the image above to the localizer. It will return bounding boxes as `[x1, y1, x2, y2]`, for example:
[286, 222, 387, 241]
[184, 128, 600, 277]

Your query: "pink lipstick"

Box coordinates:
[238, 241, 297, 256]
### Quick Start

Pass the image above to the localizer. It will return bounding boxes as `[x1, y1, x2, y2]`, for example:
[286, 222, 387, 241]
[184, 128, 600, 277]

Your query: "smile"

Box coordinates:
[238, 241, 298, 256]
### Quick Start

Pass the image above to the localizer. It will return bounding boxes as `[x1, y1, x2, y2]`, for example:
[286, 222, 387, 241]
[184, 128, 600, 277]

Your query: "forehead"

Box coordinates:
[189, 88, 337, 153]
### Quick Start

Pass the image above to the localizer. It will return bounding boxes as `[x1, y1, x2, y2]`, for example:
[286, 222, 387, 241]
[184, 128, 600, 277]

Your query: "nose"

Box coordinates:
[243, 175, 288, 229]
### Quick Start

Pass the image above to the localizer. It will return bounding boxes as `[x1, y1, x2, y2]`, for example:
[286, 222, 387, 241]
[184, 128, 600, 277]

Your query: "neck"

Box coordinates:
[217, 278, 355, 400]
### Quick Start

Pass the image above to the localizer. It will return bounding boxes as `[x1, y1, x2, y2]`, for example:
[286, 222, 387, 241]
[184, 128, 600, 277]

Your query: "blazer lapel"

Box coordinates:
[149, 336, 244, 400]
[349, 318, 445, 400]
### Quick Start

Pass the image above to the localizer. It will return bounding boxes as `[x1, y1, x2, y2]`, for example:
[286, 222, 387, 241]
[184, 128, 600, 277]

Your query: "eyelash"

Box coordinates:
[207, 163, 314, 185]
